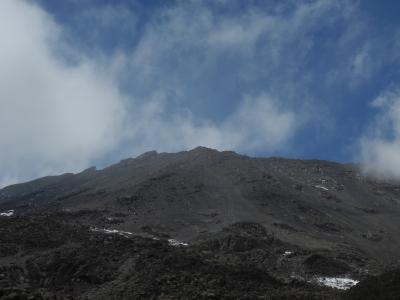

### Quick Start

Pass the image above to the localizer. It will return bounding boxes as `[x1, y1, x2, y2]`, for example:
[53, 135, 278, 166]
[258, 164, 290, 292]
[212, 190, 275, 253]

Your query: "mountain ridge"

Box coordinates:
[1, 147, 400, 263]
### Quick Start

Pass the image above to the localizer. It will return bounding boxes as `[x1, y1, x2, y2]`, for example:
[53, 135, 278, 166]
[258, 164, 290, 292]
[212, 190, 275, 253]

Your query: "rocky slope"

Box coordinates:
[1, 147, 400, 299]
[0, 215, 349, 299]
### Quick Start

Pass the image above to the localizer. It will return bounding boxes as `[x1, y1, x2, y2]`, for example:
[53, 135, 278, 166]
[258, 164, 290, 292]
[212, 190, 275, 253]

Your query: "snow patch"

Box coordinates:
[168, 239, 189, 247]
[315, 277, 359, 290]
[315, 185, 329, 191]
[91, 227, 134, 238]
[90, 227, 188, 246]
[283, 251, 293, 256]
[0, 210, 14, 217]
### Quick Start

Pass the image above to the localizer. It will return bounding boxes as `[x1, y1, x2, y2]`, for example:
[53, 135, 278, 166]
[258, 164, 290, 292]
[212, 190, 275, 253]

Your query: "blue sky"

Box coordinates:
[1, 0, 400, 185]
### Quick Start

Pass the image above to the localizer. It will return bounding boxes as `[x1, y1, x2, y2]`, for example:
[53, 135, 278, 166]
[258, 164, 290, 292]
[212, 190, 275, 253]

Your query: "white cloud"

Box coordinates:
[206, 13, 273, 51]
[351, 47, 372, 81]
[0, 0, 126, 186]
[121, 94, 296, 155]
[219, 94, 296, 151]
[360, 89, 400, 179]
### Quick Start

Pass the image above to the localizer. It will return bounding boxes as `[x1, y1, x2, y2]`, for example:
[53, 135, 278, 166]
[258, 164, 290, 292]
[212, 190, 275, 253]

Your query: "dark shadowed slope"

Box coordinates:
[1, 147, 400, 266]
[1, 217, 345, 299]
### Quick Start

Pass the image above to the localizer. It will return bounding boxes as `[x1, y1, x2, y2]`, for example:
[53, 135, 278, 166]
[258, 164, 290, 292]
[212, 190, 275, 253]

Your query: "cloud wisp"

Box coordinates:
[360, 89, 400, 179]
[121, 94, 297, 155]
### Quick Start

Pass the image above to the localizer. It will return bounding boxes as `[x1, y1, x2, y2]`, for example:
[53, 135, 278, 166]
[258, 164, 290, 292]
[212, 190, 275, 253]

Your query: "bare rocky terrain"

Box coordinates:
[1, 147, 399, 299]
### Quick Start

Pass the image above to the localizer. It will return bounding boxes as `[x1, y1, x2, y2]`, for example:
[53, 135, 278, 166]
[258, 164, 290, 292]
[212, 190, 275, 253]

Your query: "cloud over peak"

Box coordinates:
[2, 0, 400, 185]
[0, 0, 302, 186]
[360, 89, 400, 179]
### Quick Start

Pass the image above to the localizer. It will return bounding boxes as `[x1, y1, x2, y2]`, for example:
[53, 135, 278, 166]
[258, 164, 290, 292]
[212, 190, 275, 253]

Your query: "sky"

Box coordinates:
[1, 0, 400, 186]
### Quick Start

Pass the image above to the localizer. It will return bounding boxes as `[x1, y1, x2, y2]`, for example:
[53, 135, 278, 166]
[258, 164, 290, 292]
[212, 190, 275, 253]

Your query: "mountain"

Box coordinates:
[1, 147, 400, 299]
[2, 147, 400, 261]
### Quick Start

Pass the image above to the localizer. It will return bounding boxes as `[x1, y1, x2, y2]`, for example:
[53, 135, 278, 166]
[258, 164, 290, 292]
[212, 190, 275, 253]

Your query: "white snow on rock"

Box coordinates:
[91, 227, 134, 238]
[283, 251, 293, 256]
[315, 185, 329, 191]
[90, 227, 188, 246]
[168, 239, 189, 247]
[315, 277, 359, 290]
[0, 210, 14, 217]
